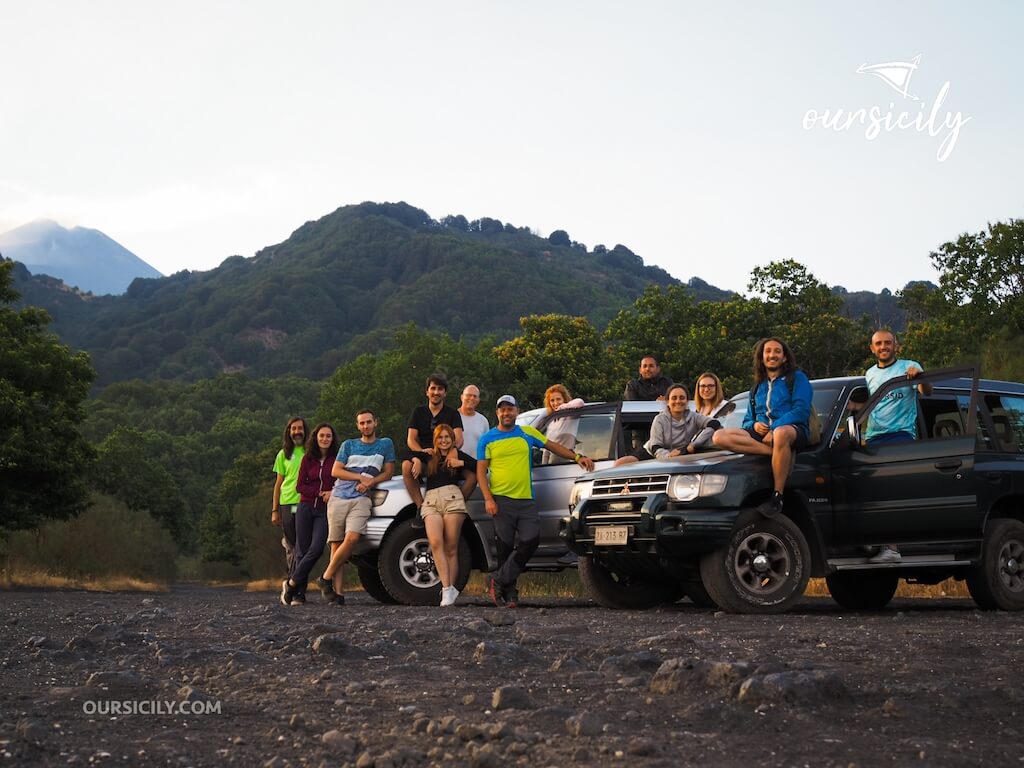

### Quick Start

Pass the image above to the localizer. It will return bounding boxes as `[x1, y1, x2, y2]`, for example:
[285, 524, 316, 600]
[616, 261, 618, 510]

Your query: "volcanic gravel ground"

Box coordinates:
[1, 585, 1022, 767]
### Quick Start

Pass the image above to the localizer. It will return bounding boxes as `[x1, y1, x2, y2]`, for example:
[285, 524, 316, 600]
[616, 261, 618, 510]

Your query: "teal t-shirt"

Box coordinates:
[273, 446, 305, 506]
[865, 359, 923, 439]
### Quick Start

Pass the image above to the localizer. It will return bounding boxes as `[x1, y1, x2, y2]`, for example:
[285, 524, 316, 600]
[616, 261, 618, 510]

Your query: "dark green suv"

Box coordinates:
[563, 367, 1024, 613]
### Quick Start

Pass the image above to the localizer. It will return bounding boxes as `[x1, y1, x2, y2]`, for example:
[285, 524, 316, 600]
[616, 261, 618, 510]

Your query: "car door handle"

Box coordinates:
[986, 471, 1009, 484]
[934, 459, 962, 471]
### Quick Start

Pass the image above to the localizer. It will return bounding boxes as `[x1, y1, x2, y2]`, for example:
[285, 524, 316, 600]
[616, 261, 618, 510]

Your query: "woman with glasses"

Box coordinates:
[691, 372, 732, 451]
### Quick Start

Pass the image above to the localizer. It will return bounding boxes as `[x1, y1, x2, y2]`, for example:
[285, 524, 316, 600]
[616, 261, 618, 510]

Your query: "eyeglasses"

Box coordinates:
[698, 383, 717, 389]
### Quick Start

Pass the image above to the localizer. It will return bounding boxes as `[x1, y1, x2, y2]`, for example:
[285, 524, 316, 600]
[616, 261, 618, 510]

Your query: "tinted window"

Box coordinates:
[538, 410, 617, 464]
[984, 394, 1024, 453]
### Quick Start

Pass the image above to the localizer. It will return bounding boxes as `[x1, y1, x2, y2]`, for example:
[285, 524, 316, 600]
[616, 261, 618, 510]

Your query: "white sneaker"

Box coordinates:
[868, 546, 902, 564]
[448, 587, 459, 605]
[439, 586, 458, 607]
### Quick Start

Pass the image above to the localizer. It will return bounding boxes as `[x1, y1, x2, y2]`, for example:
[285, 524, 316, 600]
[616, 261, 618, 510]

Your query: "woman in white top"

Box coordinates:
[691, 372, 733, 450]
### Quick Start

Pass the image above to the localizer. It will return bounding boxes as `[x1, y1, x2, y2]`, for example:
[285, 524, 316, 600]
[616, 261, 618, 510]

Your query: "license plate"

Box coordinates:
[594, 526, 628, 546]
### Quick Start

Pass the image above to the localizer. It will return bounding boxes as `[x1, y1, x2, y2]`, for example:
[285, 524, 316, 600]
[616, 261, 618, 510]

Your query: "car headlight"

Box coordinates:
[569, 480, 593, 513]
[666, 474, 727, 502]
[370, 488, 388, 508]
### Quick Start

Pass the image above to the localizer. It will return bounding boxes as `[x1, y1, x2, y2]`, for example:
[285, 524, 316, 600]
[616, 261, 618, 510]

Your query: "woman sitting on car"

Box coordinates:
[690, 371, 734, 451]
[614, 384, 722, 465]
[408, 424, 477, 607]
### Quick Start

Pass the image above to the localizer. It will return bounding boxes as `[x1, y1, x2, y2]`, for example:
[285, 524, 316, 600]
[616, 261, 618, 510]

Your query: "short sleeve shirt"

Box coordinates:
[865, 359, 924, 440]
[332, 437, 396, 499]
[272, 446, 304, 506]
[476, 425, 547, 500]
[459, 411, 490, 457]
[407, 405, 464, 448]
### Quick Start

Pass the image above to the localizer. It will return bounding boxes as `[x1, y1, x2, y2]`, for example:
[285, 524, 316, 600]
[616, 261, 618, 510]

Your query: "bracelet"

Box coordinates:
[574, 453, 586, 463]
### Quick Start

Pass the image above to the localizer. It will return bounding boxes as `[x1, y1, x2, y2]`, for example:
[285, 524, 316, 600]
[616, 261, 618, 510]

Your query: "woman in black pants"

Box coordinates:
[281, 423, 339, 606]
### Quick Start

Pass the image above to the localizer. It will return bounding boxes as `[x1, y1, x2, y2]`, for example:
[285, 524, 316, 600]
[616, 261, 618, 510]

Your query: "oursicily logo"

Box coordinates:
[802, 54, 972, 162]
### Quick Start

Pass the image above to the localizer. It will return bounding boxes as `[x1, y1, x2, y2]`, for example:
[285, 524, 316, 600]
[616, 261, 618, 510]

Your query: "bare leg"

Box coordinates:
[424, 514, 449, 588]
[323, 532, 362, 594]
[442, 513, 466, 586]
[402, 460, 424, 508]
[614, 455, 639, 467]
[769, 426, 797, 494]
[713, 427, 772, 456]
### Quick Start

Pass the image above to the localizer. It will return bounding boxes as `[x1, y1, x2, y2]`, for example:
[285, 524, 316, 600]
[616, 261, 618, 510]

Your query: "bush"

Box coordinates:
[1, 494, 178, 581]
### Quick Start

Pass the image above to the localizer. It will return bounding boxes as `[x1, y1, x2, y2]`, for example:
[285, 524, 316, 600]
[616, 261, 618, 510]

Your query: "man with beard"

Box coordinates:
[623, 355, 673, 401]
[712, 338, 813, 519]
[476, 395, 594, 608]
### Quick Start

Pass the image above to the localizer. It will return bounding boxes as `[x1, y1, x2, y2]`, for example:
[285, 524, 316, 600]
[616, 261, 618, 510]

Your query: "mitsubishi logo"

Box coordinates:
[620, 483, 630, 495]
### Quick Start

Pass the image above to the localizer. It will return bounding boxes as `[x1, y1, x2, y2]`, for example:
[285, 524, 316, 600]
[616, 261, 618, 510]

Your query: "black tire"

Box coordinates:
[378, 518, 472, 605]
[578, 555, 683, 609]
[825, 570, 898, 610]
[699, 510, 811, 614]
[354, 555, 398, 604]
[682, 579, 718, 609]
[966, 518, 1024, 611]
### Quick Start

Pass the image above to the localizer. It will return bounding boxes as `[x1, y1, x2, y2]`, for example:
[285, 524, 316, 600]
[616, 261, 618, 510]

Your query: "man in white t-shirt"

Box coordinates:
[458, 384, 490, 457]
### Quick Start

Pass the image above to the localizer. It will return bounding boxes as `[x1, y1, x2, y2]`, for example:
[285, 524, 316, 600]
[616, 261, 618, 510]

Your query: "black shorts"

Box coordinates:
[744, 424, 809, 450]
[631, 446, 655, 461]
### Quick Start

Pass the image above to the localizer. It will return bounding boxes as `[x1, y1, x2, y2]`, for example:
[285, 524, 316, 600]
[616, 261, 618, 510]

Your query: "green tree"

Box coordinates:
[493, 314, 613, 405]
[0, 260, 96, 534]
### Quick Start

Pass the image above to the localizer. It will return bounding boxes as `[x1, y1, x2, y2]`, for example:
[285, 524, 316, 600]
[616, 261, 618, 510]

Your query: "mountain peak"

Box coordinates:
[0, 220, 162, 295]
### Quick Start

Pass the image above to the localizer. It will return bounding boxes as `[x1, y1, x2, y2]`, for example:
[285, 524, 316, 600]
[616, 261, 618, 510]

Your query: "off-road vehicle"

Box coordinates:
[563, 367, 1024, 613]
[351, 400, 672, 604]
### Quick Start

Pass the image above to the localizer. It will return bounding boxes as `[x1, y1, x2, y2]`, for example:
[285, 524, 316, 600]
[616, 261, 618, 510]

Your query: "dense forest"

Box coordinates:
[2, 212, 1020, 582]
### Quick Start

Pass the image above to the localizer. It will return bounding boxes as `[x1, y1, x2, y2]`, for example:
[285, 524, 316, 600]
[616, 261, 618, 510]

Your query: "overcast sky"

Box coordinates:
[1, 1, 1021, 293]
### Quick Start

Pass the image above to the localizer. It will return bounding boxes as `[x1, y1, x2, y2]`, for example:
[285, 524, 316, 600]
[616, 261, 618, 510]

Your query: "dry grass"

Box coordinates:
[0, 568, 168, 593]
[805, 576, 970, 599]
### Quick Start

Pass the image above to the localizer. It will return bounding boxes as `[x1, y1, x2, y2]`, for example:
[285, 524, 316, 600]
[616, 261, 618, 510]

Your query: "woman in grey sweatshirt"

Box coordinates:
[615, 384, 721, 466]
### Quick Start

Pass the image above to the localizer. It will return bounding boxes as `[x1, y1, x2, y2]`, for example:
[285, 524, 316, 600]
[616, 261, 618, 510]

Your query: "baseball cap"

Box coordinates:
[496, 394, 517, 408]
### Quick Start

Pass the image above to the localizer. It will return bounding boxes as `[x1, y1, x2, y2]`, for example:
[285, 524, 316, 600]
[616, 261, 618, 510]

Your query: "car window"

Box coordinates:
[983, 394, 1024, 453]
[537, 410, 618, 465]
[729, 384, 842, 434]
[960, 394, 993, 451]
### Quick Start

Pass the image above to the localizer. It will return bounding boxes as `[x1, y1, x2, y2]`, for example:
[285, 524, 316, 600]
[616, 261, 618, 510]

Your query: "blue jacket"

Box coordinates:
[743, 370, 813, 431]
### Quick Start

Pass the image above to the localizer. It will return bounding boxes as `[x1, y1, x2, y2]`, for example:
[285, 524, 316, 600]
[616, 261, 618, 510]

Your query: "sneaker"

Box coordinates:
[756, 493, 783, 519]
[290, 592, 306, 606]
[868, 546, 902, 564]
[315, 575, 337, 601]
[280, 579, 294, 607]
[504, 588, 520, 609]
[440, 586, 459, 607]
[487, 577, 506, 607]
[331, 593, 346, 606]
[410, 513, 425, 531]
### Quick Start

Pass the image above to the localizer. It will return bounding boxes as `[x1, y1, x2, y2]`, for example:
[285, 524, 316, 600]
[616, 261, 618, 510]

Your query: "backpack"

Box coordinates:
[749, 370, 822, 446]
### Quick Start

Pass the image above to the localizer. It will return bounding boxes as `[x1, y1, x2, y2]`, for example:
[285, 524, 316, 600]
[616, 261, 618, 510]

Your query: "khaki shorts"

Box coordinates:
[420, 485, 467, 518]
[326, 496, 371, 541]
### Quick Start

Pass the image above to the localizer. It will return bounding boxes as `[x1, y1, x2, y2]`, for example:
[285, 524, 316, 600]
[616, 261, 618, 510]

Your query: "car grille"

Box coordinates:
[591, 474, 670, 498]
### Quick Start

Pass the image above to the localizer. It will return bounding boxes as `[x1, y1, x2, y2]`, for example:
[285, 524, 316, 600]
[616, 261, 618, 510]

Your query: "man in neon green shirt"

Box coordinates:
[476, 395, 594, 607]
[271, 417, 307, 579]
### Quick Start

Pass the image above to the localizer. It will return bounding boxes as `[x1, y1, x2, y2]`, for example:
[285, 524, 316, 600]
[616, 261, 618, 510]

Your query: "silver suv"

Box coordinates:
[350, 401, 668, 604]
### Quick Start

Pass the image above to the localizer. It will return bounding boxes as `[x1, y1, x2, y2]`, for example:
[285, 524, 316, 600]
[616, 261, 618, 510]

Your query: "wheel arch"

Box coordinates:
[984, 494, 1024, 529]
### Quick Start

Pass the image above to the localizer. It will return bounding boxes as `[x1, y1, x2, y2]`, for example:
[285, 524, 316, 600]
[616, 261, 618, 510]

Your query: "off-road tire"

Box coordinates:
[352, 554, 398, 604]
[699, 510, 811, 614]
[578, 555, 683, 609]
[378, 518, 472, 605]
[966, 518, 1024, 611]
[825, 570, 899, 610]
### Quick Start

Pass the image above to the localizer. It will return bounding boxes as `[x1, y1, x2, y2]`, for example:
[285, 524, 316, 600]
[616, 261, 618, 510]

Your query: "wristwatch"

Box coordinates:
[574, 453, 587, 463]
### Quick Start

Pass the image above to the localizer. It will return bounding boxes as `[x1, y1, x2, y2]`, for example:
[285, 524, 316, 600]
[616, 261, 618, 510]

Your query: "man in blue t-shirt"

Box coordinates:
[863, 329, 933, 564]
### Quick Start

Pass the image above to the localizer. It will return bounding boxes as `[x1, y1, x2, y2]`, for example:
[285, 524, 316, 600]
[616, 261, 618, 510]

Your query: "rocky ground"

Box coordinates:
[1, 585, 1022, 767]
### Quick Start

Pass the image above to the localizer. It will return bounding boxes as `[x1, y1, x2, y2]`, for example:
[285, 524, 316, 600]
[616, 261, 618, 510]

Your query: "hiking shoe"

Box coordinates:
[756, 493, 783, 519]
[504, 588, 520, 609]
[869, 546, 902, 564]
[487, 577, 506, 607]
[315, 575, 337, 601]
[280, 579, 294, 607]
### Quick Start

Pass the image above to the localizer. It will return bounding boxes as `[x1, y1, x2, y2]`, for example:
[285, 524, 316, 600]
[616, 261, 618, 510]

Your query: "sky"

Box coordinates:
[1, 1, 1021, 294]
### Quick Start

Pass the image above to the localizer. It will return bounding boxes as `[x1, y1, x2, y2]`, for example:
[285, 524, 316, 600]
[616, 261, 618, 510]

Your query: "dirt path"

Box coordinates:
[1, 586, 1021, 767]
